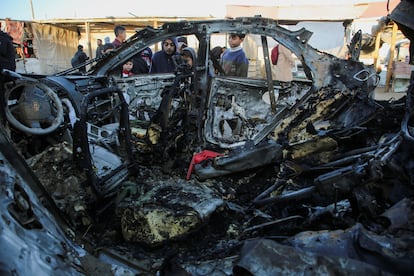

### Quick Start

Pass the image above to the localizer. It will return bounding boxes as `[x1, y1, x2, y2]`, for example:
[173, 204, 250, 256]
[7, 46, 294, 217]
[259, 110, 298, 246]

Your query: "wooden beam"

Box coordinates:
[33, 16, 213, 40]
[372, 31, 382, 71]
[85, 22, 92, 59]
[35, 16, 213, 25]
[153, 19, 159, 52]
[385, 22, 397, 92]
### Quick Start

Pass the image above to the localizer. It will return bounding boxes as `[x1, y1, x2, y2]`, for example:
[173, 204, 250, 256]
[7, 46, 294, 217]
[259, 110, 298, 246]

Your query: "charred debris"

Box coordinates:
[1, 14, 414, 275]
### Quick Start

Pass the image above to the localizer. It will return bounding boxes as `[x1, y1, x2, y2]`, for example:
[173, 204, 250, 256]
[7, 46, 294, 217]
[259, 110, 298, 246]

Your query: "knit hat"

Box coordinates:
[140, 47, 152, 57]
[177, 36, 188, 44]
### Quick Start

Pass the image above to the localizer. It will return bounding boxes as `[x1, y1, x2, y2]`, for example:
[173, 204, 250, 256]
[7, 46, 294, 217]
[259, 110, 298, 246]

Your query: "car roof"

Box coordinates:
[89, 17, 313, 77]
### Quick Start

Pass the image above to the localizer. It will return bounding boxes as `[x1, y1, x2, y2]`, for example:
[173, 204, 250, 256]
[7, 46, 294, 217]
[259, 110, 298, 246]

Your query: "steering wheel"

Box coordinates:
[5, 79, 64, 135]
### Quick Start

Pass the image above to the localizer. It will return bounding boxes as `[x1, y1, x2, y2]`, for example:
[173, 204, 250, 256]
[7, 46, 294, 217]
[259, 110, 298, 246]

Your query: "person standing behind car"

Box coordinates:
[102, 36, 114, 54]
[182, 47, 196, 70]
[71, 45, 89, 73]
[140, 47, 153, 69]
[210, 46, 226, 75]
[112, 25, 127, 48]
[177, 36, 188, 54]
[150, 37, 178, 73]
[221, 33, 249, 77]
[95, 38, 104, 58]
[121, 59, 134, 78]
[0, 28, 16, 71]
[132, 47, 152, 74]
[271, 43, 294, 86]
[181, 47, 197, 93]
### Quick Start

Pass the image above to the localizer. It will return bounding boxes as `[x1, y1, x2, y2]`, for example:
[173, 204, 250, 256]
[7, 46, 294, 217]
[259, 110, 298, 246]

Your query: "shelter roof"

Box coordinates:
[32, 17, 210, 34]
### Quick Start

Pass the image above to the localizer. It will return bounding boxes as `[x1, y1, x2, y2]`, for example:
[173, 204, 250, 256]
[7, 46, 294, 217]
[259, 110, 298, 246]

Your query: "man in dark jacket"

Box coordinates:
[0, 29, 16, 71]
[95, 38, 104, 58]
[71, 45, 89, 73]
[102, 36, 114, 54]
[150, 37, 178, 73]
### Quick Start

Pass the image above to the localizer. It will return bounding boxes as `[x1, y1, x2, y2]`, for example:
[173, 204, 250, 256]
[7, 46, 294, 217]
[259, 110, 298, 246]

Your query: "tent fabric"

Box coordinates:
[31, 22, 78, 74]
[5, 20, 24, 45]
[290, 21, 346, 56]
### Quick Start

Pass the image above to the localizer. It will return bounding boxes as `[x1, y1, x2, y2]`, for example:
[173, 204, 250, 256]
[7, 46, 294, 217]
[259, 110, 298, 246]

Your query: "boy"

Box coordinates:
[182, 47, 196, 70]
[221, 33, 249, 77]
[121, 60, 134, 77]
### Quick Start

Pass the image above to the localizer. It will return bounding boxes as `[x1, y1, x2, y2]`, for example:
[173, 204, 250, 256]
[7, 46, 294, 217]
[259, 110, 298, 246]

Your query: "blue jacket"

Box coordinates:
[221, 46, 249, 77]
[150, 37, 178, 73]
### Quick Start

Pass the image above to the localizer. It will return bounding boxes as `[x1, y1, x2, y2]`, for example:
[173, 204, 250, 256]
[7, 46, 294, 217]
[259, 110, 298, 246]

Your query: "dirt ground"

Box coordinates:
[373, 86, 407, 101]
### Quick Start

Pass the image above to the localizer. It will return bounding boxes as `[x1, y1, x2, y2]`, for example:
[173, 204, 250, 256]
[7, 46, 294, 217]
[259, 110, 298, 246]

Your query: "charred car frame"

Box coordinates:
[1, 16, 413, 275]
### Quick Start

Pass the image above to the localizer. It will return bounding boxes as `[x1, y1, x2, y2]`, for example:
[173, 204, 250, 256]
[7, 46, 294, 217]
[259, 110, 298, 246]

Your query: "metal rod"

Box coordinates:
[261, 35, 276, 113]
[253, 186, 316, 207]
[243, 215, 303, 232]
[253, 180, 286, 203]
[385, 22, 398, 92]
[29, 0, 35, 20]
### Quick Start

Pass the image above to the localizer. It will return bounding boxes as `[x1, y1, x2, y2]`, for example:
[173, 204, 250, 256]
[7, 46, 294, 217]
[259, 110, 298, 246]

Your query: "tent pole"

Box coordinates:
[85, 22, 92, 59]
[29, 0, 35, 20]
[373, 31, 382, 71]
[385, 22, 397, 92]
[153, 19, 159, 52]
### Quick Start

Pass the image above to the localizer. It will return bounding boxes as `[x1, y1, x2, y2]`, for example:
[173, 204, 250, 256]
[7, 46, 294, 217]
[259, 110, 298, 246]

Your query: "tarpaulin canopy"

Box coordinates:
[31, 22, 78, 74]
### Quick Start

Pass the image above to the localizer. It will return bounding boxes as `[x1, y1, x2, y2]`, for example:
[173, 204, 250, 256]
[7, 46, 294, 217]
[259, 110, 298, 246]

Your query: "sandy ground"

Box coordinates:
[372, 85, 407, 101]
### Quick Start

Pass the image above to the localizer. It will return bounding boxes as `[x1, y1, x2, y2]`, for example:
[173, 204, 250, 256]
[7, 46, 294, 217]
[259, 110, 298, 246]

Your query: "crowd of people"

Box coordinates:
[68, 25, 294, 82]
[2, 20, 295, 84]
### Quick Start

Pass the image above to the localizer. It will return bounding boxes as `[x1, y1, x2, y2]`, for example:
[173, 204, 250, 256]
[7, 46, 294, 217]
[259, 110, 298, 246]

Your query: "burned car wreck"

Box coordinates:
[1, 16, 414, 275]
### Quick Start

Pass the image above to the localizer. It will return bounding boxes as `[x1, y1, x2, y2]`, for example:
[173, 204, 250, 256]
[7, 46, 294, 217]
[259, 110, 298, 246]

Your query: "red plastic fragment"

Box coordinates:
[186, 150, 223, 180]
